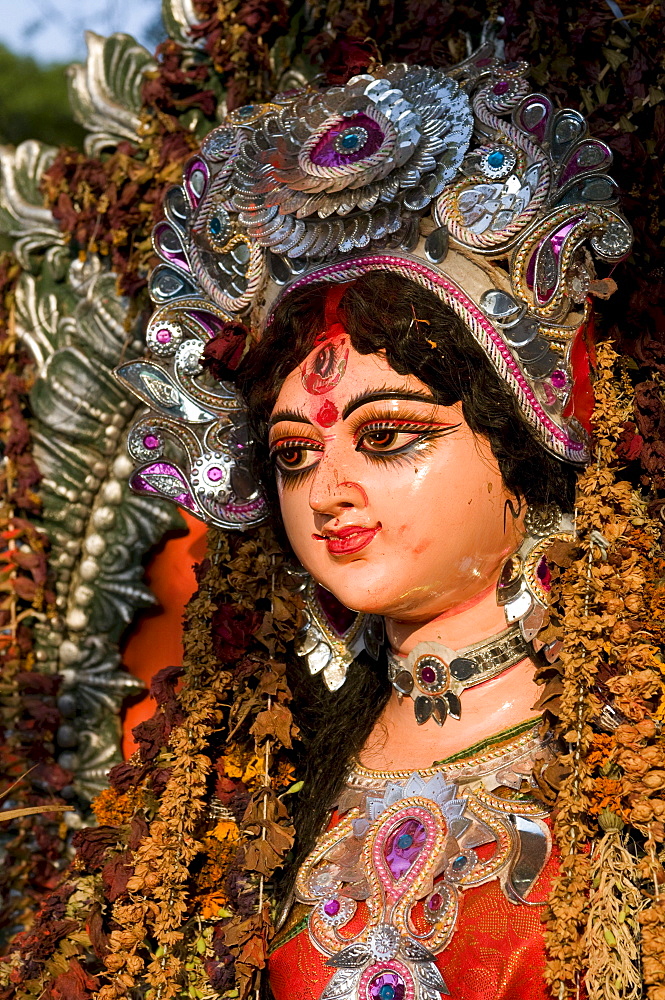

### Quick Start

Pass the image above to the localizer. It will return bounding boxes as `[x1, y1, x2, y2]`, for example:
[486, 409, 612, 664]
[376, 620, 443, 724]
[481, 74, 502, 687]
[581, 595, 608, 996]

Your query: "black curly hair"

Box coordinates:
[235, 270, 579, 898]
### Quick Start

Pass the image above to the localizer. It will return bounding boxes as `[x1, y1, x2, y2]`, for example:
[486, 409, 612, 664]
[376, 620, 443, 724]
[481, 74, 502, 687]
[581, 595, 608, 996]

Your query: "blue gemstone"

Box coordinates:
[397, 833, 414, 850]
[238, 105, 255, 117]
[487, 150, 505, 168]
[379, 988, 396, 1000]
[452, 854, 467, 871]
[341, 132, 361, 149]
[209, 217, 222, 236]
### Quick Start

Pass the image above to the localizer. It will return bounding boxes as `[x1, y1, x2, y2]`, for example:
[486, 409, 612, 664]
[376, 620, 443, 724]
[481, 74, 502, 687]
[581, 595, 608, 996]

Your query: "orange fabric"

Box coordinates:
[269, 829, 558, 1000]
[121, 511, 207, 757]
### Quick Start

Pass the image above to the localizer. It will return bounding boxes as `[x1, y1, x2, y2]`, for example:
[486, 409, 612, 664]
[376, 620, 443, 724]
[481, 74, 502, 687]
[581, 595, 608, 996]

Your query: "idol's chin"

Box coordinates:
[311, 570, 417, 619]
[312, 568, 483, 622]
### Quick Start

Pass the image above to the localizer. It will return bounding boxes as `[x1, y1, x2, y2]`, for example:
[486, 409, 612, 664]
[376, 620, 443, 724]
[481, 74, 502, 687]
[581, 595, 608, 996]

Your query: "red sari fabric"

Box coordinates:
[269, 828, 558, 1000]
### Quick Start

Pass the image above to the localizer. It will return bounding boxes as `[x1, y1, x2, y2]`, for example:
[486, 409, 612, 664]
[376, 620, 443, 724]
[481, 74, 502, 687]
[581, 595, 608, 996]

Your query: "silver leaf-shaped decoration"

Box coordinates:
[162, 0, 207, 50]
[67, 31, 156, 155]
[326, 944, 372, 969]
[417, 960, 451, 994]
[401, 938, 437, 963]
[320, 967, 361, 1000]
[141, 471, 190, 498]
[116, 360, 217, 422]
[0, 141, 62, 267]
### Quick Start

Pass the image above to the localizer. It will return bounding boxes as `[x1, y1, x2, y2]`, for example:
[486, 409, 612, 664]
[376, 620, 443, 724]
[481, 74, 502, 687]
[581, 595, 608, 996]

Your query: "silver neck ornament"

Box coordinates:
[386, 624, 530, 726]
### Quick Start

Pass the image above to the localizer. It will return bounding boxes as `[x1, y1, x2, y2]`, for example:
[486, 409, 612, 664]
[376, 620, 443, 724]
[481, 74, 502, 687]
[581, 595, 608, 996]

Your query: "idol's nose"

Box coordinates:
[308, 452, 368, 518]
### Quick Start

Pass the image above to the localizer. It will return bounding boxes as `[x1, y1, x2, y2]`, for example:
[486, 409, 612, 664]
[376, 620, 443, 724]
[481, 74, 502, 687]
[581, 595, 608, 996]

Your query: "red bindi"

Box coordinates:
[316, 400, 339, 427]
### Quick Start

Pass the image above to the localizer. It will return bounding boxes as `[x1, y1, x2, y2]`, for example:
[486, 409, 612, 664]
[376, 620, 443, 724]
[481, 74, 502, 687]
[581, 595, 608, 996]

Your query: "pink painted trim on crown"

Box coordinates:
[284, 255, 585, 454]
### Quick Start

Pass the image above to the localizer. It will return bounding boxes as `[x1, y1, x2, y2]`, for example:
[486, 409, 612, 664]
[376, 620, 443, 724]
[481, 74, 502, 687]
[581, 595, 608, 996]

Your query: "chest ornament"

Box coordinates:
[295, 760, 550, 1000]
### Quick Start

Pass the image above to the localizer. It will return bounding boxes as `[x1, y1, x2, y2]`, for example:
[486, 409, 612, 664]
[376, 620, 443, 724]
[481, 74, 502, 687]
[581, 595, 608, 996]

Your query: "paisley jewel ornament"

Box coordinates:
[296, 739, 552, 1000]
[386, 625, 529, 726]
[295, 576, 384, 691]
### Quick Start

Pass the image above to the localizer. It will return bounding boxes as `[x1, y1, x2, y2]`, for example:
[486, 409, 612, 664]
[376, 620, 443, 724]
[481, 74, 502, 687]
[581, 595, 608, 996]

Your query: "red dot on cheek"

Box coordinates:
[315, 400, 339, 427]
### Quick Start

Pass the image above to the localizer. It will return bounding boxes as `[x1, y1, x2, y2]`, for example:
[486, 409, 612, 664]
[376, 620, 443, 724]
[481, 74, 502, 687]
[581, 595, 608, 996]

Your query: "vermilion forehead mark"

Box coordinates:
[315, 399, 339, 427]
[301, 325, 349, 396]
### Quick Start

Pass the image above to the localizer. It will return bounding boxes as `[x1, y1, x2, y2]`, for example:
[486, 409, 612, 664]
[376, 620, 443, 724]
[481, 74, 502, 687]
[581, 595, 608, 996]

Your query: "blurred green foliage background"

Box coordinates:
[0, 43, 84, 149]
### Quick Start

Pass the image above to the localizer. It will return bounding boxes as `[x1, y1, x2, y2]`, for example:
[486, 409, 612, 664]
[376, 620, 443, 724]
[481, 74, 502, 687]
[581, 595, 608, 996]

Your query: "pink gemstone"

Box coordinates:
[428, 892, 443, 910]
[384, 818, 427, 880]
[537, 556, 552, 592]
[143, 434, 160, 450]
[421, 666, 436, 684]
[550, 369, 567, 389]
[315, 584, 356, 637]
[324, 899, 340, 916]
[207, 466, 224, 482]
[156, 328, 172, 344]
[493, 81, 510, 95]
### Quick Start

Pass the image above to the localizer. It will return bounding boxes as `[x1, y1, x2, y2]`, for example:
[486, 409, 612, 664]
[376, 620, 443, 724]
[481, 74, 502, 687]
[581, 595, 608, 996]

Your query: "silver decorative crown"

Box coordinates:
[116, 47, 632, 529]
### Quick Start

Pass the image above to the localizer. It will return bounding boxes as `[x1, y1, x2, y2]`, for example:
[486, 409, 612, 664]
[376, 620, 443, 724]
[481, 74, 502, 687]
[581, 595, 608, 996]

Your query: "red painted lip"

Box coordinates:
[313, 525, 381, 555]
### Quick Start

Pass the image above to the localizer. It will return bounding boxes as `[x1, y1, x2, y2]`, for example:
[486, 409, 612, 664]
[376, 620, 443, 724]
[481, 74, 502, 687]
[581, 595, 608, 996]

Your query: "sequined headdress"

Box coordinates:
[116, 46, 632, 530]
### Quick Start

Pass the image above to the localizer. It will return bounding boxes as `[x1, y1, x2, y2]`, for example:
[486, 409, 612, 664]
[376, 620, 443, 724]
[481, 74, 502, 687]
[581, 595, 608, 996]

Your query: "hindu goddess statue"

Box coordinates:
[113, 46, 634, 1000]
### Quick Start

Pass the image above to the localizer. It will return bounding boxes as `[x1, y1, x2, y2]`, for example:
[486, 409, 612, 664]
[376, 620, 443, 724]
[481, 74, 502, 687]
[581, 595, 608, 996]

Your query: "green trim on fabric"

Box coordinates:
[432, 717, 541, 768]
[268, 913, 310, 956]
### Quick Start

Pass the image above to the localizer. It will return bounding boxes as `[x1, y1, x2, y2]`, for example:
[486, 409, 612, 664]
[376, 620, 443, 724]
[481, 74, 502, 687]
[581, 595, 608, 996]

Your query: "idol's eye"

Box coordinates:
[357, 423, 431, 455]
[360, 429, 420, 451]
[270, 437, 323, 475]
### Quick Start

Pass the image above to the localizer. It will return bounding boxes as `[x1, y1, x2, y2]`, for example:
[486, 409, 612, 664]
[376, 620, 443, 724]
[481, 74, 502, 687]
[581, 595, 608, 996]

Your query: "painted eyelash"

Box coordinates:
[270, 436, 322, 489]
[349, 402, 451, 432]
[269, 436, 323, 458]
[276, 465, 318, 490]
[357, 420, 460, 468]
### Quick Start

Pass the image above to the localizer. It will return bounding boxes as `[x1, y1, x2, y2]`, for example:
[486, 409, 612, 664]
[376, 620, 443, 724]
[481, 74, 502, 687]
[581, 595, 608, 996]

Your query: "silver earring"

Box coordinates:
[497, 503, 575, 644]
[293, 576, 384, 692]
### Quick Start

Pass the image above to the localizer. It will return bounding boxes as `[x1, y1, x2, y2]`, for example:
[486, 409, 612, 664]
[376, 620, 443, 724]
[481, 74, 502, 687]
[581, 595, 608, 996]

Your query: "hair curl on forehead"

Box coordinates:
[235, 271, 577, 518]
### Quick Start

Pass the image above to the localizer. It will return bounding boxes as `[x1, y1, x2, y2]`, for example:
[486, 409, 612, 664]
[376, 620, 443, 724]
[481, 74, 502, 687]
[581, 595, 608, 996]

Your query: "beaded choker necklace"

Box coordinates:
[386, 623, 530, 726]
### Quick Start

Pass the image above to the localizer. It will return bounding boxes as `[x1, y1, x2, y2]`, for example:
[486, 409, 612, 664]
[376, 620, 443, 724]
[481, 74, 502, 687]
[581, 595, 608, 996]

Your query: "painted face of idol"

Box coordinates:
[269, 333, 523, 621]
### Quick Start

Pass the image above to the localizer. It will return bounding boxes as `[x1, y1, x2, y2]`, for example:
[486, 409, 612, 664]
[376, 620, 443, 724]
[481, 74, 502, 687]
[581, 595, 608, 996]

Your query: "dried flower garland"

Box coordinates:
[0, 525, 302, 998]
[0, 252, 68, 942]
[191, 0, 289, 111]
[537, 343, 665, 999]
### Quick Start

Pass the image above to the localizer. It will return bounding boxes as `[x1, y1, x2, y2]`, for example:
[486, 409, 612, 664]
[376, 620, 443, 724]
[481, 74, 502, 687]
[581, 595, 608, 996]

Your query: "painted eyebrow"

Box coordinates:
[268, 408, 311, 430]
[342, 389, 440, 420]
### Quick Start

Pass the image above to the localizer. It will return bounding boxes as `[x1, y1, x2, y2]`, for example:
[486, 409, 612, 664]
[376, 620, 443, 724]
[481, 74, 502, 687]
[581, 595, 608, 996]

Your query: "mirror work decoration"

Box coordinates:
[0, 3, 664, 1000]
